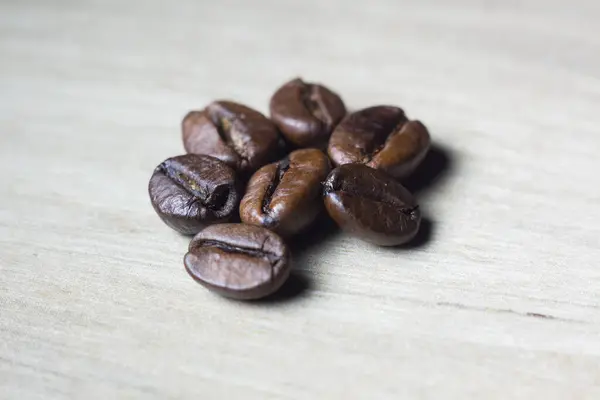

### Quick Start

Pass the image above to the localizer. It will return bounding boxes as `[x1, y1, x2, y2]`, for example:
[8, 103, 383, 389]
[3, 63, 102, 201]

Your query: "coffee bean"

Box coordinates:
[148, 154, 241, 235]
[323, 163, 421, 246]
[270, 78, 346, 148]
[328, 106, 430, 180]
[182, 101, 283, 176]
[240, 148, 331, 237]
[184, 223, 291, 300]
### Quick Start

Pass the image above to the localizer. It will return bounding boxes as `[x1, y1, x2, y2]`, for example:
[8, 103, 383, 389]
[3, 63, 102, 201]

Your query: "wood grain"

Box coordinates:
[1, 0, 600, 398]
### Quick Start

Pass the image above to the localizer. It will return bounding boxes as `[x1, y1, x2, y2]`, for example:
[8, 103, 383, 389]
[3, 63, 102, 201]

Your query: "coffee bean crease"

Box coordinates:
[159, 159, 230, 212]
[209, 112, 250, 166]
[194, 239, 281, 265]
[261, 156, 291, 216]
[300, 84, 331, 126]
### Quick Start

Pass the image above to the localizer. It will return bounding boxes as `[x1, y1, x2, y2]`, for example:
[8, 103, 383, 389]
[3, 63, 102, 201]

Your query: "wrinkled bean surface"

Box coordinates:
[148, 154, 240, 234]
[183, 101, 283, 175]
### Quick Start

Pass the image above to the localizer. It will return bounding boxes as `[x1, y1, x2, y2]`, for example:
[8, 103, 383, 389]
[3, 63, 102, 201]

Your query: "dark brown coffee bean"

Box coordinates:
[323, 163, 421, 246]
[148, 154, 241, 235]
[184, 223, 291, 300]
[182, 101, 283, 176]
[240, 148, 331, 237]
[328, 106, 430, 179]
[270, 78, 346, 148]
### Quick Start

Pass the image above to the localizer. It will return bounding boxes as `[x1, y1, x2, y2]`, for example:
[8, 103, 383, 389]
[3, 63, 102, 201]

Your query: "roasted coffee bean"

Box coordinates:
[323, 163, 421, 246]
[328, 106, 430, 179]
[270, 78, 346, 148]
[240, 148, 330, 237]
[184, 223, 291, 300]
[182, 101, 283, 176]
[148, 154, 241, 235]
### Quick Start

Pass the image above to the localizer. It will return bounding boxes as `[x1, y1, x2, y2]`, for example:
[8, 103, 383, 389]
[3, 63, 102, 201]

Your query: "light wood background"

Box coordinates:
[1, 0, 600, 398]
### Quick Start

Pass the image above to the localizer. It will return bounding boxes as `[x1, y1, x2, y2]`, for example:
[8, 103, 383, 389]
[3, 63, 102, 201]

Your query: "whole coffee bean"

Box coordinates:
[184, 223, 291, 300]
[148, 154, 241, 235]
[323, 163, 421, 246]
[240, 148, 331, 237]
[182, 101, 283, 176]
[270, 78, 346, 148]
[328, 106, 430, 180]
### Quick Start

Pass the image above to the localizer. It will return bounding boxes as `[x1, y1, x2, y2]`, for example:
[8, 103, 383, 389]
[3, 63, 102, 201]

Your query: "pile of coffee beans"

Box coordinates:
[149, 78, 431, 300]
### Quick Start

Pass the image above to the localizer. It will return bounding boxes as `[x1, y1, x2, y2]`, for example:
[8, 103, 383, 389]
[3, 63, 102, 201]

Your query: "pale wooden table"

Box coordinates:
[2, 0, 600, 398]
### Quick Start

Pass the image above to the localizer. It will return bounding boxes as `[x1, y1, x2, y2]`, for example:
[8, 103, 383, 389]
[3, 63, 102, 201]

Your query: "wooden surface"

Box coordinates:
[2, 0, 600, 398]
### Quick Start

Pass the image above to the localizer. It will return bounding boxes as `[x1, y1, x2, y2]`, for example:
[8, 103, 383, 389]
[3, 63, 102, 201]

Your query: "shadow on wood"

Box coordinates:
[403, 143, 454, 194]
[249, 213, 341, 304]
[289, 213, 341, 254]
[398, 216, 434, 249]
[251, 270, 312, 304]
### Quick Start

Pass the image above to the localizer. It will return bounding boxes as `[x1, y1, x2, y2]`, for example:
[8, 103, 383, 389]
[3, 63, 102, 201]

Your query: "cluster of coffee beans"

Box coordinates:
[148, 78, 431, 300]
